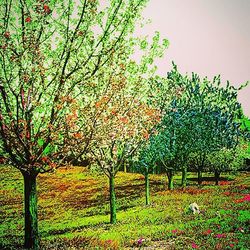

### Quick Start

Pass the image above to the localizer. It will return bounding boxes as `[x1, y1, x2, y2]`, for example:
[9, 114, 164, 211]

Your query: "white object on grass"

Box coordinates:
[189, 202, 200, 214]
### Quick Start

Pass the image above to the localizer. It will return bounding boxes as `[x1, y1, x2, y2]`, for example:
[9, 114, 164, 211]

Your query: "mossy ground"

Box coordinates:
[0, 165, 249, 249]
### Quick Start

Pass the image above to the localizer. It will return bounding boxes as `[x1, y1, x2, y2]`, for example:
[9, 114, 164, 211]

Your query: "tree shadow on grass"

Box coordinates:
[187, 176, 229, 182]
[116, 180, 164, 198]
[43, 221, 111, 237]
[0, 235, 23, 250]
[66, 180, 165, 211]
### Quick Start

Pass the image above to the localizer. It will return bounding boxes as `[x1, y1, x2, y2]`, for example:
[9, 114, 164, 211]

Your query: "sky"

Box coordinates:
[135, 0, 250, 117]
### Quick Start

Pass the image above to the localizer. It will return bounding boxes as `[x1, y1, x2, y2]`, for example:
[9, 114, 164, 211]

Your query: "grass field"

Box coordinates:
[0, 165, 249, 249]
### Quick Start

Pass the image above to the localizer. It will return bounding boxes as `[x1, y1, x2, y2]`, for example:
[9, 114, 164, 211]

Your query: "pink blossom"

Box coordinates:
[235, 194, 250, 203]
[137, 238, 145, 245]
[191, 242, 199, 249]
[203, 229, 212, 235]
[243, 194, 250, 201]
[216, 233, 226, 238]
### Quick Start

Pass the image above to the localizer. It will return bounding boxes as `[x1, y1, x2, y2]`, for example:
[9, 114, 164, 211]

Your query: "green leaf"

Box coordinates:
[38, 139, 44, 146]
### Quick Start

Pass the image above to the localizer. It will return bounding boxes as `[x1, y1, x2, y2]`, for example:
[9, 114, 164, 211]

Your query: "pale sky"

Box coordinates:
[136, 0, 250, 117]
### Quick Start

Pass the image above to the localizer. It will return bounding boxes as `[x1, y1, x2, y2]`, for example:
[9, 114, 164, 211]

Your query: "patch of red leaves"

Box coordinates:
[43, 4, 51, 14]
[25, 17, 31, 23]
[191, 242, 199, 249]
[202, 229, 212, 236]
[219, 181, 230, 186]
[235, 194, 250, 203]
[215, 233, 226, 238]
[171, 229, 185, 236]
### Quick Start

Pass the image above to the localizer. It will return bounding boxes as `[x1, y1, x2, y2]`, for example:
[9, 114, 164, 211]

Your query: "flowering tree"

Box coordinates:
[88, 71, 161, 222]
[130, 76, 176, 202]
[0, 0, 150, 247]
[64, 12, 168, 223]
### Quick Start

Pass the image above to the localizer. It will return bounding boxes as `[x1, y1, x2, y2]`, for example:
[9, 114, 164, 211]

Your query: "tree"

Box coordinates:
[206, 108, 244, 184]
[137, 123, 179, 191]
[240, 116, 250, 168]
[72, 14, 168, 223]
[88, 71, 161, 222]
[0, 0, 150, 247]
[135, 136, 161, 205]
[158, 102, 200, 188]
[186, 108, 218, 185]
[166, 65, 244, 185]
[207, 146, 246, 185]
[130, 75, 176, 202]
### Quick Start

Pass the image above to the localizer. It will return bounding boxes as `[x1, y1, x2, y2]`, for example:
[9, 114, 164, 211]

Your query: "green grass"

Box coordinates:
[0, 165, 249, 249]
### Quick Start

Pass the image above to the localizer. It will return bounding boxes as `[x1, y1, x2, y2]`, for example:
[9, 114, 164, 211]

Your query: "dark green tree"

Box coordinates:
[207, 146, 246, 185]
[166, 65, 245, 185]
[135, 140, 158, 205]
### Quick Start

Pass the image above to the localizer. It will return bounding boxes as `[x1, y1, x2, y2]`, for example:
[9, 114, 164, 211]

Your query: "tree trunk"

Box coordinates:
[181, 168, 187, 188]
[214, 170, 220, 185]
[109, 174, 116, 224]
[22, 171, 39, 249]
[145, 173, 150, 205]
[167, 170, 174, 190]
[198, 169, 202, 185]
[124, 163, 127, 173]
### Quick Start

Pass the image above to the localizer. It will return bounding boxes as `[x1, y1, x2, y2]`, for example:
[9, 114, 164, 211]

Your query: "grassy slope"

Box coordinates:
[0, 166, 249, 250]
